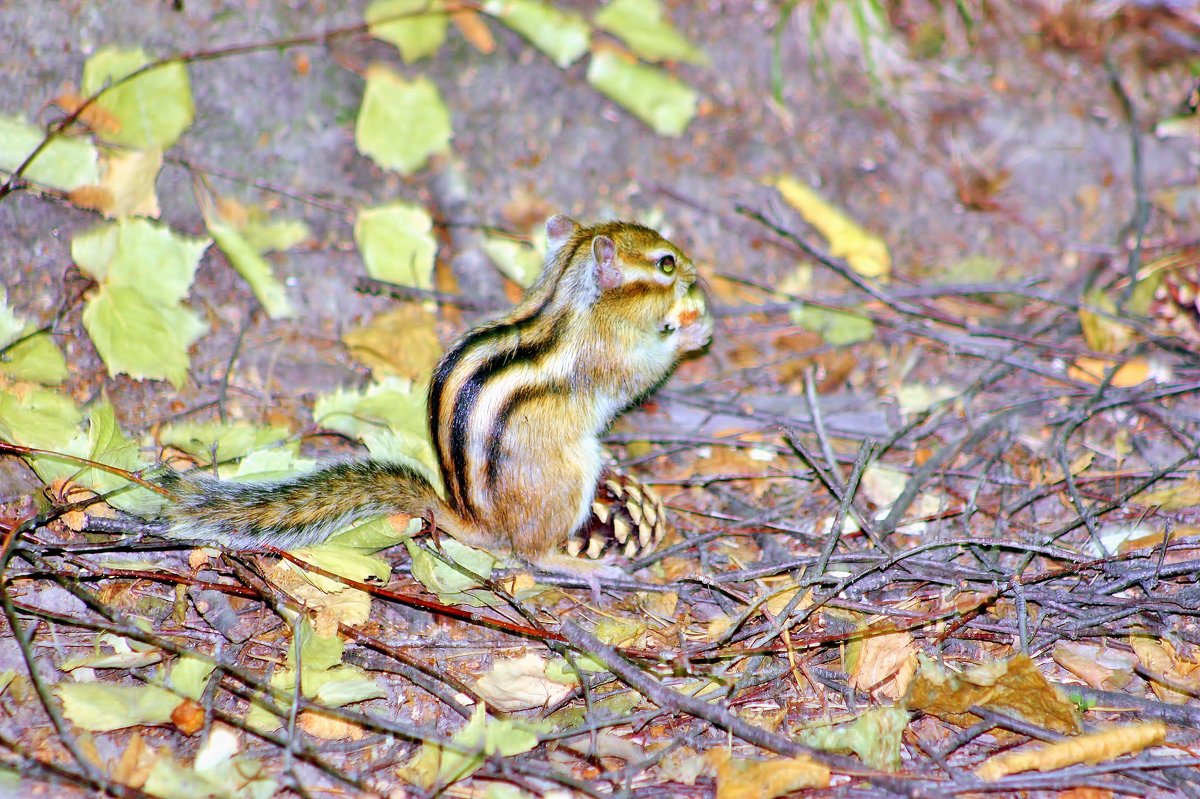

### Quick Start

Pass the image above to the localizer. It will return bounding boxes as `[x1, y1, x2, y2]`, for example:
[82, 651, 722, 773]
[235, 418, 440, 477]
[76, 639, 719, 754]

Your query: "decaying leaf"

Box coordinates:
[1052, 643, 1135, 691]
[343, 304, 442, 381]
[400, 706, 545, 789]
[1067, 356, 1151, 388]
[704, 750, 831, 798]
[1128, 633, 1200, 704]
[975, 722, 1166, 781]
[70, 147, 162, 219]
[847, 627, 917, 700]
[1135, 475, 1200, 510]
[795, 705, 909, 771]
[905, 654, 1081, 734]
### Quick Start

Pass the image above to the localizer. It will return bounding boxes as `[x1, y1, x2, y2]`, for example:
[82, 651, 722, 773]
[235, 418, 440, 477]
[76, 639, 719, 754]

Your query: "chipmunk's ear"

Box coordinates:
[591, 234, 621, 290]
[545, 215, 578, 255]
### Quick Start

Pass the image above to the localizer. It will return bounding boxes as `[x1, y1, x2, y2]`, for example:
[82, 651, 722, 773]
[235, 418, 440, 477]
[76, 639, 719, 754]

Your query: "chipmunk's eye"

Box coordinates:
[656, 254, 676, 274]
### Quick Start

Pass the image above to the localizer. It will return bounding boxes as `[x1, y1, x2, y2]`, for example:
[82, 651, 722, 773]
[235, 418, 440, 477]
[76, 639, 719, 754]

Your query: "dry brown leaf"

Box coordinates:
[110, 730, 156, 788]
[1052, 643, 1135, 691]
[975, 722, 1166, 781]
[848, 628, 918, 700]
[1128, 634, 1200, 703]
[343, 304, 442, 381]
[690, 445, 778, 498]
[473, 653, 574, 712]
[451, 9, 496, 53]
[905, 653, 1081, 734]
[265, 559, 371, 633]
[705, 750, 831, 798]
[298, 710, 366, 741]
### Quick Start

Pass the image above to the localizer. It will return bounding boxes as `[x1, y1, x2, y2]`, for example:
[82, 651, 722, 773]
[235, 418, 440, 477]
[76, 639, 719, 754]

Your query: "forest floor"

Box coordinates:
[1, 1, 1199, 797]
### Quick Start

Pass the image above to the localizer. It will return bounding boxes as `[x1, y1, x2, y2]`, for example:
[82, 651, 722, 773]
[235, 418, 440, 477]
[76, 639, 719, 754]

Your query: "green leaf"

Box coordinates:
[367, 0, 449, 62]
[168, 655, 217, 701]
[144, 727, 278, 799]
[206, 216, 295, 319]
[356, 66, 452, 175]
[353, 202, 437, 288]
[81, 47, 194, 150]
[789, 304, 875, 346]
[241, 217, 309, 254]
[483, 0, 590, 68]
[594, 0, 708, 65]
[77, 398, 154, 512]
[482, 233, 544, 288]
[0, 294, 68, 385]
[586, 49, 697, 137]
[82, 285, 206, 389]
[291, 617, 344, 672]
[72, 218, 210, 388]
[405, 538, 497, 606]
[73, 218, 210, 305]
[290, 544, 393, 585]
[56, 682, 182, 732]
[796, 705, 908, 771]
[157, 422, 293, 463]
[402, 706, 544, 789]
[0, 385, 83, 452]
[0, 114, 101, 191]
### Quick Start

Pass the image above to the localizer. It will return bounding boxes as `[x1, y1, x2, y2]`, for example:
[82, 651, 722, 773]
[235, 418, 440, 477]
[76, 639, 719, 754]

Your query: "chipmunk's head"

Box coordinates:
[542, 215, 705, 337]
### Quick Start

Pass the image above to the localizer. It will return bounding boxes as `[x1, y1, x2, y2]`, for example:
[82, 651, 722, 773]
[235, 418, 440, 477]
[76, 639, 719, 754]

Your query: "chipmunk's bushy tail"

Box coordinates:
[158, 460, 450, 550]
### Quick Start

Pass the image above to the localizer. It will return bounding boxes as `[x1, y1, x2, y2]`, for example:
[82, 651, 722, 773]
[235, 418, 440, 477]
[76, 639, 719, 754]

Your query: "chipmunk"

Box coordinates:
[159, 215, 712, 572]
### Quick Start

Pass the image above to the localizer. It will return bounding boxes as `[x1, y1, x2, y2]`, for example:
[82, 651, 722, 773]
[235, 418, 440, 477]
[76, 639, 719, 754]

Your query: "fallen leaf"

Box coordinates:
[366, 0, 448, 62]
[1052, 643, 1135, 691]
[594, 0, 708, 65]
[451, 9, 496, 53]
[356, 66, 452, 174]
[587, 47, 697, 137]
[905, 653, 1081, 735]
[704, 750, 830, 798]
[770, 175, 891, 279]
[847, 627, 917, 700]
[474, 653, 576, 711]
[81, 47, 194, 150]
[483, 0, 590, 68]
[975, 722, 1166, 781]
[795, 705, 909, 771]
[344, 304, 442, 381]
[1068, 357, 1151, 388]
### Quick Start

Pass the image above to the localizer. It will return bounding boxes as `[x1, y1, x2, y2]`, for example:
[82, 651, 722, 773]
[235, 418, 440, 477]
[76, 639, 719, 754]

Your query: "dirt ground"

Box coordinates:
[2, 1, 1199, 797]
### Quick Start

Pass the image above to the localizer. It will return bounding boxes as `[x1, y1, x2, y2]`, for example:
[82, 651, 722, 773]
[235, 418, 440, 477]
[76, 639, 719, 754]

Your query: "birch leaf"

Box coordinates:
[483, 0, 590, 68]
[587, 48, 697, 137]
[354, 201, 437, 288]
[594, 0, 707, 65]
[356, 66, 451, 174]
[0, 114, 100, 191]
[367, 0, 448, 62]
[81, 47, 194, 150]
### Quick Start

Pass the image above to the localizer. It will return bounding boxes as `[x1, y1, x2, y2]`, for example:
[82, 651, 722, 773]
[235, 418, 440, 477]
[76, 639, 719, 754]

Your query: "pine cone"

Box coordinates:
[566, 471, 669, 561]
[1151, 251, 1200, 344]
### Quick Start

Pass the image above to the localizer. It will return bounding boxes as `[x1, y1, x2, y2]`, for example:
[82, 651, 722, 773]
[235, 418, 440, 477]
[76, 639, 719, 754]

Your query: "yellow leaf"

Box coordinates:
[1128, 634, 1199, 703]
[905, 654, 1080, 734]
[705, 750, 830, 798]
[298, 710, 366, 741]
[848, 628, 917, 700]
[770, 175, 891, 279]
[975, 722, 1166, 781]
[343, 304, 442, 381]
[1052, 643, 1134, 691]
[1068, 357, 1151, 388]
[1079, 289, 1135, 354]
[1136, 476, 1200, 510]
